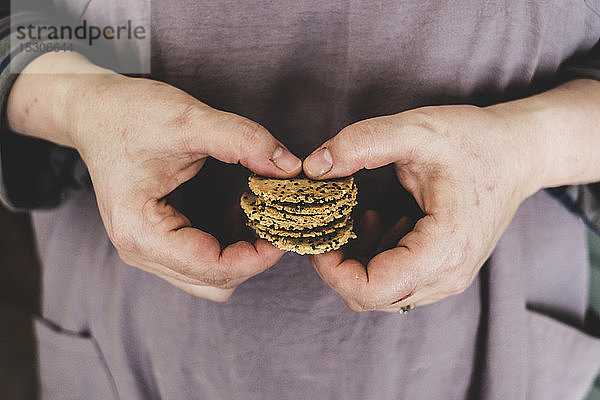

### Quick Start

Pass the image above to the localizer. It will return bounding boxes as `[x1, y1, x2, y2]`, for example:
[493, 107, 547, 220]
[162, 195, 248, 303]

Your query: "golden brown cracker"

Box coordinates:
[241, 192, 353, 229]
[254, 224, 357, 254]
[248, 175, 356, 203]
[249, 215, 351, 238]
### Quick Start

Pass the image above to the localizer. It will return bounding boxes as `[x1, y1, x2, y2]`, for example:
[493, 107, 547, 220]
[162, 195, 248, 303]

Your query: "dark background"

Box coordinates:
[0, 203, 38, 400]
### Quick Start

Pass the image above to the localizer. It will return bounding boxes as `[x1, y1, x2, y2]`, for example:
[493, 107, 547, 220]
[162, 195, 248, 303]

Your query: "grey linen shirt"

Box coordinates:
[2, 1, 600, 399]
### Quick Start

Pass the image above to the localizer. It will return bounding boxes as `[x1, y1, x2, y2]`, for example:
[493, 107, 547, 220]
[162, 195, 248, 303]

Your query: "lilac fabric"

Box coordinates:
[31, 1, 600, 399]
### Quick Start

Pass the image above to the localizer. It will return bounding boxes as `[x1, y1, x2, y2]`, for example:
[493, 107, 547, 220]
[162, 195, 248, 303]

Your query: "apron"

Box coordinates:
[32, 0, 600, 398]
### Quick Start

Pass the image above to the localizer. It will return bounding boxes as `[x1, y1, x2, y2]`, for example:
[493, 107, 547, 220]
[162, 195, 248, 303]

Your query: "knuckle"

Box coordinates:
[210, 294, 232, 303]
[228, 117, 269, 164]
[237, 119, 265, 147]
[169, 261, 236, 289]
[109, 224, 138, 253]
[448, 272, 473, 295]
[166, 248, 235, 289]
[449, 245, 469, 269]
[393, 280, 418, 304]
[174, 260, 197, 281]
[370, 252, 419, 302]
[442, 246, 471, 295]
[355, 296, 379, 312]
[199, 264, 235, 289]
[176, 281, 235, 302]
[343, 120, 376, 139]
[206, 289, 234, 303]
[338, 122, 379, 167]
[404, 108, 447, 137]
[205, 274, 234, 289]
[167, 103, 199, 132]
[345, 300, 366, 313]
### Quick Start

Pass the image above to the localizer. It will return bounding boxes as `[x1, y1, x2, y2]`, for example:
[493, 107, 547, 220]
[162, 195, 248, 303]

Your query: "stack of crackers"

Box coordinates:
[241, 175, 358, 254]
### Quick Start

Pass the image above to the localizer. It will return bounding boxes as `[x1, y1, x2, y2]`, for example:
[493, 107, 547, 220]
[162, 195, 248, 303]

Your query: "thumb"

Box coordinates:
[190, 108, 301, 177]
[303, 115, 418, 179]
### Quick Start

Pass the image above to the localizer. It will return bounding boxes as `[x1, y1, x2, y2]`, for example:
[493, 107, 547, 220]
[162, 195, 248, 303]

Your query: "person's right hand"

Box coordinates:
[7, 52, 302, 301]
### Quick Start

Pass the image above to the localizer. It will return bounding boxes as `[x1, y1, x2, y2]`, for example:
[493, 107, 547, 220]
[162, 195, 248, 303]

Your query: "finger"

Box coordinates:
[113, 197, 285, 286]
[313, 213, 463, 311]
[310, 229, 436, 312]
[189, 109, 302, 177]
[312, 243, 421, 312]
[362, 213, 470, 308]
[122, 256, 237, 301]
[160, 275, 236, 302]
[378, 284, 437, 312]
[303, 116, 424, 179]
[348, 216, 430, 313]
[311, 251, 370, 311]
[378, 279, 467, 313]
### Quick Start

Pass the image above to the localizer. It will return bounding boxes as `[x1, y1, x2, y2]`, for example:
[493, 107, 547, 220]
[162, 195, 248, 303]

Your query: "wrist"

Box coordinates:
[486, 79, 600, 195]
[62, 66, 126, 151]
[485, 100, 549, 198]
[6, 51, 122, 149]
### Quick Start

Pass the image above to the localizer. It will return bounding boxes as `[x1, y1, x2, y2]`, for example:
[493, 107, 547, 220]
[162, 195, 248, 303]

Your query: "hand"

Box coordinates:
[303, 105, 541, 311]
[7, 52, 302, 301]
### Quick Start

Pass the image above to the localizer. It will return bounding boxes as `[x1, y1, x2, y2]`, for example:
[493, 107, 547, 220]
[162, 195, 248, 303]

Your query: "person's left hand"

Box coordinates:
[302, 105, 542, 312]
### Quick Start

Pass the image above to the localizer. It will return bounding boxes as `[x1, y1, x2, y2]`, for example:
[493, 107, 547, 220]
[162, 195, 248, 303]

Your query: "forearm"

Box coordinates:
[488, 79, 600, 191]
[6, 51, 120, 148]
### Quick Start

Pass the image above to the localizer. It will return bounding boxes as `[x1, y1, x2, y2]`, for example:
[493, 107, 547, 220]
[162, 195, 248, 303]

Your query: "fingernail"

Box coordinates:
[271, 146, 301, 173]
[304, 147, 333, 177]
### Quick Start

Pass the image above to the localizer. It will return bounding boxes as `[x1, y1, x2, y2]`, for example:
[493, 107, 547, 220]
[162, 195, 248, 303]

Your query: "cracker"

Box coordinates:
[266, 196, 357, 215]
[241, 175, 359, 254]
[249, 215, 351, 238]
[254, 224, 357, 255]
[241, 192, 352, 229]
[240, 192, 262, 214]
[264, 191, 358, 215]
[258, 201, 353, 221]
[248, 175, 356, 203]
[249, 211, 348, 230]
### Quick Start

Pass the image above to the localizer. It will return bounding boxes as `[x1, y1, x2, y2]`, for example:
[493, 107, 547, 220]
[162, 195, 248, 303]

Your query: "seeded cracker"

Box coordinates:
[254, 224, 357, 255]
[265, 191, 358, 215]
[241, 193, 353, 229]
[248, 175, 355, 203]
[248, 215, 352, 238]
[241, 175, 358, 254]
